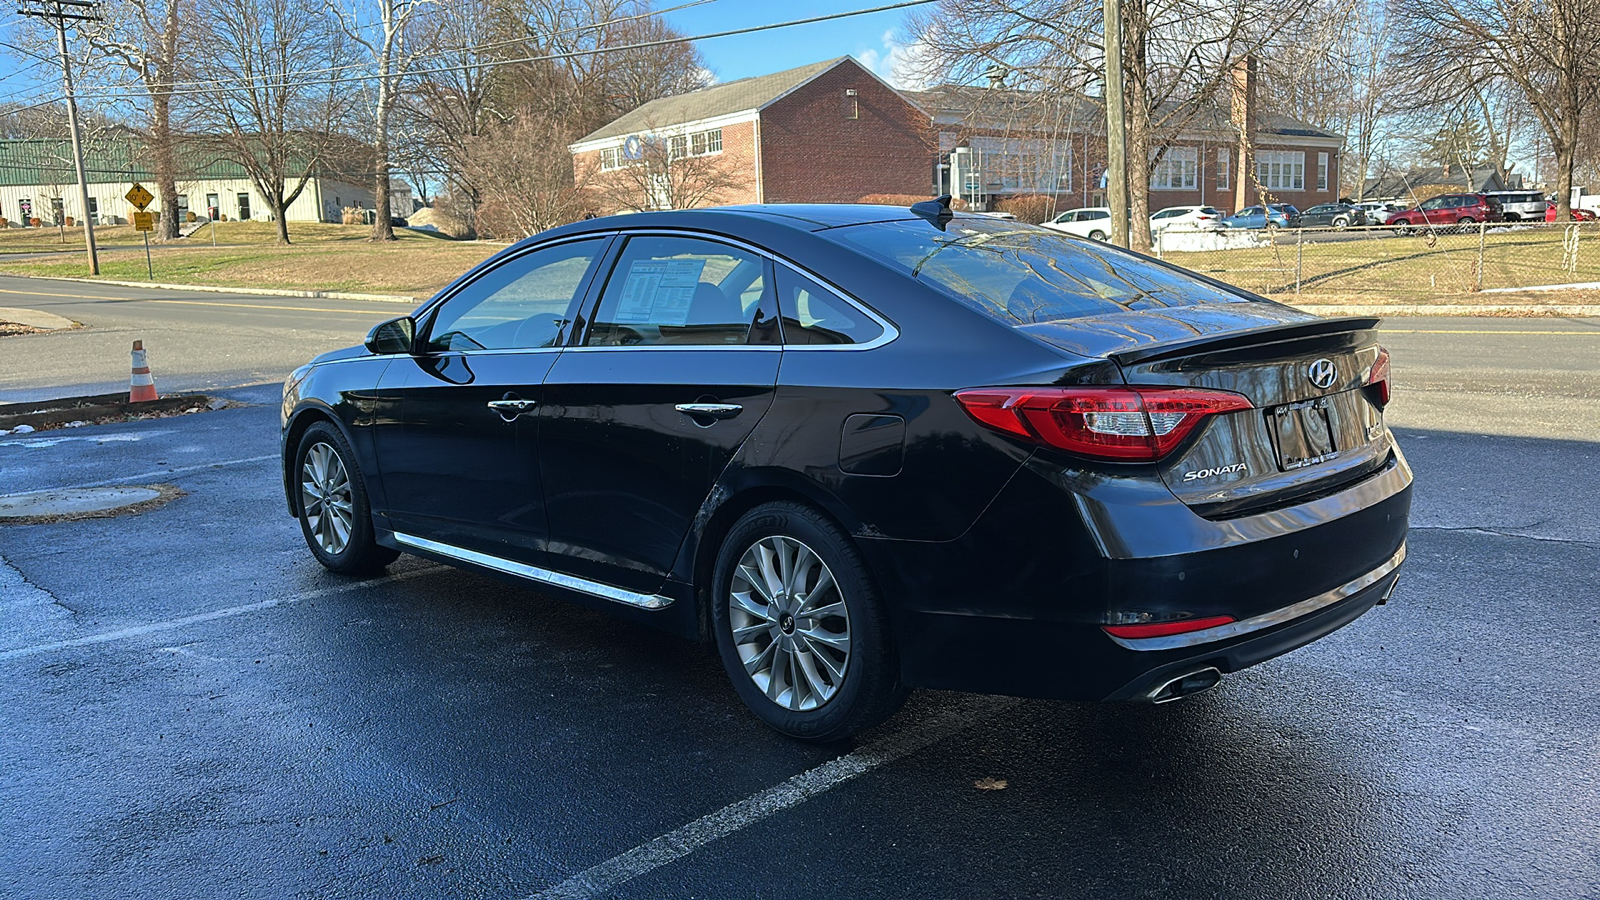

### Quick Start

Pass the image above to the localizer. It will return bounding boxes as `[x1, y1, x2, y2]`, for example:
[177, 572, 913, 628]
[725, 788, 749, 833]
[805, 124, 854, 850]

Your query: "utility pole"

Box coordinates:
[1103, 0, 1129, 248]
[20, 0, 101, 275]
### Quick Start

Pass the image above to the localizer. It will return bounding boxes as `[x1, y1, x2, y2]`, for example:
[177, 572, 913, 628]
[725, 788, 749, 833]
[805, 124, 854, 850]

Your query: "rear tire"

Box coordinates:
[711, 502, 906, 742]
[1088, 229, 1107, 241]
[293, 422, 398, 575]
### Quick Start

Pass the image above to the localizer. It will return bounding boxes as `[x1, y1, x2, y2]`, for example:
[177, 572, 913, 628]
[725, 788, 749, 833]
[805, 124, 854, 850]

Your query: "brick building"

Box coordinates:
[571, 55, 1343, 216]
[570, 57, 932, 211]
[905, 61, 1345, 214]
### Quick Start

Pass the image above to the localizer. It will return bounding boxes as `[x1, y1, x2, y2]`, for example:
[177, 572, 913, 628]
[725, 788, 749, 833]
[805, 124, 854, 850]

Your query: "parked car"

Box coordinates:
[1042, 206, 1113, 240]
[1149, 205, 1224, 234]
[1385, 193, 1503, 232]
[1545, 201, 1598, 222]
[1353, 201, 1401, 225]
[1299, 204, 1368, 229]
[1220, 205, 1297, 230]
[281, 199, 1410, 741]
[1486, 190, 1547, 222]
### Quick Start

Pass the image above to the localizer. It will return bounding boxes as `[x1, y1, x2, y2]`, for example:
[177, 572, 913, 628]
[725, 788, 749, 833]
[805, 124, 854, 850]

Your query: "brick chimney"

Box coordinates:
[1230, 55, 1257, 212]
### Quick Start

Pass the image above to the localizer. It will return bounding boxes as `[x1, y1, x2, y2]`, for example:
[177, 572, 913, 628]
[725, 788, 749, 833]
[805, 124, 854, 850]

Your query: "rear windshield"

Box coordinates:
[829, 217, 1254, 325]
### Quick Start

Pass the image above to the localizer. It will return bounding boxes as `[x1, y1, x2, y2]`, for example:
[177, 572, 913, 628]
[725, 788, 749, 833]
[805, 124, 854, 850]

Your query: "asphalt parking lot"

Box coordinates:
[3, 314, 1599, 898]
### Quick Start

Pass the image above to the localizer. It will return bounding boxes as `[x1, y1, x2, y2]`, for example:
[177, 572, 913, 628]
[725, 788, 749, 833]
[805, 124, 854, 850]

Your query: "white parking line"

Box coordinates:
[527, 694, 1022, 900]
[75, 454, 277, 489]
[0, 565, 444, 662]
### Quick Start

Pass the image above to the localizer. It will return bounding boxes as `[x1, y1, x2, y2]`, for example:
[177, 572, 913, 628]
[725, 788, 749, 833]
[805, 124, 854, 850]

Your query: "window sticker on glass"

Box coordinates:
[613, 258, 707, 326]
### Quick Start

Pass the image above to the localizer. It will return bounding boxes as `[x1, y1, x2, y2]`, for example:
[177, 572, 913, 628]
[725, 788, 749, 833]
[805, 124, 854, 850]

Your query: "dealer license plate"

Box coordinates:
[1271, 399, 1339, 470]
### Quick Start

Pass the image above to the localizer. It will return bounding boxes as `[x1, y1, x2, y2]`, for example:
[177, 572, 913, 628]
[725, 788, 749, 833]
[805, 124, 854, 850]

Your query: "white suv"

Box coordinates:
[1041, 207, 1113, 240]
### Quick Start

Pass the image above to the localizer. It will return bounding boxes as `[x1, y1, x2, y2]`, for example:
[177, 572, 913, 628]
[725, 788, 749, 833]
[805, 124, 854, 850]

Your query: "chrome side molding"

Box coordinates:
[391, 532, 674, 610]
[1108, 542, 1407, 651]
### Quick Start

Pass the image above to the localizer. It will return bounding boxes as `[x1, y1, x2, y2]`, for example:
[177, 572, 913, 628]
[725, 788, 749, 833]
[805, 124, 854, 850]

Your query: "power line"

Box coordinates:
[52, 0, 722, 99]
[60, 0, 935, 101]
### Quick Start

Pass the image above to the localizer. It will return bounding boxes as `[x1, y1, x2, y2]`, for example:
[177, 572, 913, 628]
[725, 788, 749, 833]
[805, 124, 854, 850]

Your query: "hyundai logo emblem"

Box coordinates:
[1307, 358, 1337, 389]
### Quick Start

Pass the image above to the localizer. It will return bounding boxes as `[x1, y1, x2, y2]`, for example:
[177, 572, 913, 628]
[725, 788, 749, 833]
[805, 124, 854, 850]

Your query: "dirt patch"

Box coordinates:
[0, 321, 49, 337]
[0, 483, 185, 525]
[0, 393, 229, 435]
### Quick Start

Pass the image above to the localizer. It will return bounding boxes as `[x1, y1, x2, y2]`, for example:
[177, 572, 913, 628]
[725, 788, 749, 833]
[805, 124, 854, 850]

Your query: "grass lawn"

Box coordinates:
[0, 222, 502, 296]
[1161, 225, 1600, 303]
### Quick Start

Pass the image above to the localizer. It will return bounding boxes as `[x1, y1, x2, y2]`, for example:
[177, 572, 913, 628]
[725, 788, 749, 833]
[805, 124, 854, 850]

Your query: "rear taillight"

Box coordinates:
[1366, 347, 1391, 407]
[954, 386, 1253, 461]
[1102, 615, 1236, 639]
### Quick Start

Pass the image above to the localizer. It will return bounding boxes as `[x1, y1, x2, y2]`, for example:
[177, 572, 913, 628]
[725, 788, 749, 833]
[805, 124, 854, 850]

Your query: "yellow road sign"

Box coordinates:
[126, 183, 154, 210]
[132, 211, 155, 232]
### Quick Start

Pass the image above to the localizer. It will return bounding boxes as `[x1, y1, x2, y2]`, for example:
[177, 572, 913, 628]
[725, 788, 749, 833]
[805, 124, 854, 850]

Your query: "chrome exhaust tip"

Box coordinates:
[1146, 667, 1222, 704]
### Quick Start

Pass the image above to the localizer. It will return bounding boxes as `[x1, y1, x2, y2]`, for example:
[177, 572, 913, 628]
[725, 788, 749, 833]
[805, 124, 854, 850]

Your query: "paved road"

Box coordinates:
[0, 275, 409, 403]
[2, 302, 1597, 897]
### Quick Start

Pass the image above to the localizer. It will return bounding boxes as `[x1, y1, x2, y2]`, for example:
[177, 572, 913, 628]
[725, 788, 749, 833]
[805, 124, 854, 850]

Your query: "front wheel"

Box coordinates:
[294, 422, 398, 574]
[711, 502, 906, 741]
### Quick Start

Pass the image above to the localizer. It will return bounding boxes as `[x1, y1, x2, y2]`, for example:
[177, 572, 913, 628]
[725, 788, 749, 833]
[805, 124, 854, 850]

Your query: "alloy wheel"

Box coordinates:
[300, 442, 354, 555]
[728, 535, 851, 711]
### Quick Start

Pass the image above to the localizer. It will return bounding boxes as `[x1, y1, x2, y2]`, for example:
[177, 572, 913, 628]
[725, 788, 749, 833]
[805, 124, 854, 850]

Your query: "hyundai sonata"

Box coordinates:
[281, 198, 1410, 741]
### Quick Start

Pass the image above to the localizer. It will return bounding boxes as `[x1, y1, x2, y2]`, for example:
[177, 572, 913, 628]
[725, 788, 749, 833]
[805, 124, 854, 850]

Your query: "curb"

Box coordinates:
[0, 306, 78, 330]
[0, 272, 420, 304]
[1286, 303, 1600, 318]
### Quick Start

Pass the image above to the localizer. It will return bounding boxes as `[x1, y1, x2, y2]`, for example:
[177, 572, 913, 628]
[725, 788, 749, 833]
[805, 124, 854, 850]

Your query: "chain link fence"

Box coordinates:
[1151, 221, 1600, 300]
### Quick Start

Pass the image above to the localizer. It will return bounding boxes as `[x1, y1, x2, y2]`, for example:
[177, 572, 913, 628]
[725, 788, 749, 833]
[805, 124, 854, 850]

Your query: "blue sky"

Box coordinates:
[0, 1, 923, 112]
[658, 0, 919, 86]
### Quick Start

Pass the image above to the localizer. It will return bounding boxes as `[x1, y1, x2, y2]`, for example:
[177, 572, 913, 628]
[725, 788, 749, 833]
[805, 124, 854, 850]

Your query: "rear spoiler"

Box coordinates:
[1108, 316, 1382, 366]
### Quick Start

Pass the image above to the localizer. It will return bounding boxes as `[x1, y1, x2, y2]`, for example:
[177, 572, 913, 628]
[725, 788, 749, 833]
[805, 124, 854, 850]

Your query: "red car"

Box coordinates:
[1387, 193, 1504, 231]
[1545, 201, 1598, 222]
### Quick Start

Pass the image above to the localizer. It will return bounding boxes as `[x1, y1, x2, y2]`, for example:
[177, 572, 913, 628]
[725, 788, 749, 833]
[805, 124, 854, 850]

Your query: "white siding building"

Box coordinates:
[0, 138, 410, 227]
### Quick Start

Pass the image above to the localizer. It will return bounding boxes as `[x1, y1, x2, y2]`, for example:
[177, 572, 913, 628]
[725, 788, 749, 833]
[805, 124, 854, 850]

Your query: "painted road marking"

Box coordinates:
[0, 286, 387, 314]
[0, 564, 446, 662]
[76, 454, 279, 489]
[0, 286, 128, 301]
[148, 298, 394, 315]
[527, 694, 1022, 900]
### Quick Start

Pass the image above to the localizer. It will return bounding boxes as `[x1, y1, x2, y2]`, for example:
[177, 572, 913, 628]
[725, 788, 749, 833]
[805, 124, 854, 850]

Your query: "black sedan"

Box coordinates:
[281, 198, 1411, 741]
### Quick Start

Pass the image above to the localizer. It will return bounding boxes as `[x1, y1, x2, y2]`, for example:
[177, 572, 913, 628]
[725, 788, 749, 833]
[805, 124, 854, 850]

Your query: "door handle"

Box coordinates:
[674, 403, 742, 420]
[487, 398, 538, 420]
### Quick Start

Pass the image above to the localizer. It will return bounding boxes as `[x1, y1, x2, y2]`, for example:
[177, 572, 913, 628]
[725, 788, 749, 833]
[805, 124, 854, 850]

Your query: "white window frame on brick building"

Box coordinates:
[600, 147, 623, 171]
[1256, 150, 1305, 191]
[1216, 148, 1229, 190]
[1150, 146, 1197, 190]
[963, 135, 1072, 193]
[1317, 152, 1329, 191]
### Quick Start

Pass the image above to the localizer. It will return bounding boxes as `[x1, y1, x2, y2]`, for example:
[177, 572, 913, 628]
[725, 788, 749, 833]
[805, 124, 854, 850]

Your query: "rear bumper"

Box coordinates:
[861, 443, 1412, 702]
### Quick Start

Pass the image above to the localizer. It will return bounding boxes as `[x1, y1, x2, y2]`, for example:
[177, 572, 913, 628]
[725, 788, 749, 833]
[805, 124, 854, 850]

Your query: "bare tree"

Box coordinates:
[592, 126, 748, 212]
[81, 0, 189, 238]
[904, 0, 1323, 250]
[395, 0, 510, 235]
[396, 0, 708, 234]
[1391, 0, 1600, 217]
[330, 0, 433, 241]
[460, 114, 593, 237]
[188, 0, 353, 243]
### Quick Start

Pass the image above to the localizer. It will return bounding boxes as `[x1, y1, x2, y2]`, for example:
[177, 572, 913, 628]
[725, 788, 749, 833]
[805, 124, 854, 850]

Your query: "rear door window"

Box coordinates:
[829, 217, 1250, 326]
[584, 235, 776, 347]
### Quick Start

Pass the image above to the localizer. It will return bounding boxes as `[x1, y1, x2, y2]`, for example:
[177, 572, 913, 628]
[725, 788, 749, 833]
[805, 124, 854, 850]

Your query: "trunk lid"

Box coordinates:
[1020, 305, 1393, 518]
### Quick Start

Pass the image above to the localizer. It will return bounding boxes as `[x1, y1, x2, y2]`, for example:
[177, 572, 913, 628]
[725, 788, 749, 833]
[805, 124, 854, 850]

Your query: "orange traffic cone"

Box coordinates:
[129, 340, 158, 402]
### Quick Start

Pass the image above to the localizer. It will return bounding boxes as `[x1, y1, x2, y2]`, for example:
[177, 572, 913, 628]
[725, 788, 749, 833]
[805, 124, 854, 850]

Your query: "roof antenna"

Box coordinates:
[911, 194, 955, 229]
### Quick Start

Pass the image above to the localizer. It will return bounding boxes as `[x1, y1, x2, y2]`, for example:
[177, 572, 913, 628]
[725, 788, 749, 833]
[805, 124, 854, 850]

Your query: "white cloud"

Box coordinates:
[858, 29, 934, 90]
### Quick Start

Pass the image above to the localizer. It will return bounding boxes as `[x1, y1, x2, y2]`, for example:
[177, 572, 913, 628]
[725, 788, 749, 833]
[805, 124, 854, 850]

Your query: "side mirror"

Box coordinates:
[365, 316, 415, 355]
